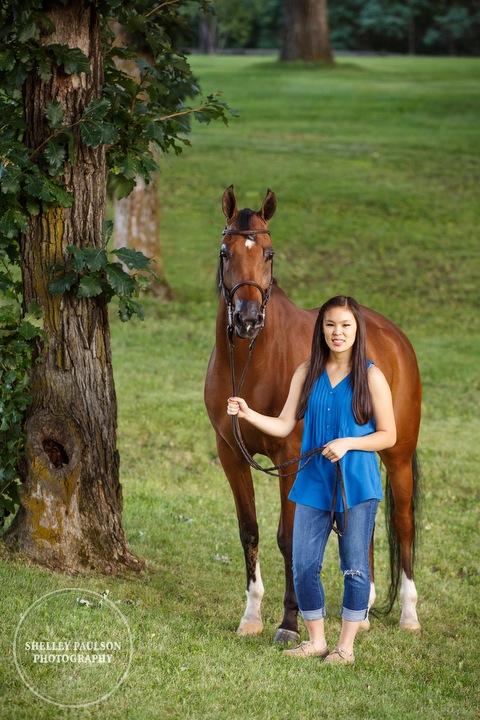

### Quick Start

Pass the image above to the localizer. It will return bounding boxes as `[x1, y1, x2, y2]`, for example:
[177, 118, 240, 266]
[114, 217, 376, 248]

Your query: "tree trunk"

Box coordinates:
[280, 0, 333, 62]
[408, 13, 416, 55]
[113, 173, 172, 300]
[198, 13, 217, 55]
[112, 56, 172, 299]
[4, 3, 143, 573]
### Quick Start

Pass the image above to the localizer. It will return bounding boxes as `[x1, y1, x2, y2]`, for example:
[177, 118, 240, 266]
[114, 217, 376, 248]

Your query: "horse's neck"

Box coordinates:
[216, 285, 315, 362]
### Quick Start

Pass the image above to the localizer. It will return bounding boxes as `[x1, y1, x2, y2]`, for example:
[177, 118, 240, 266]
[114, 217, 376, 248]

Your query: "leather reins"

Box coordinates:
[220, 227, 348, 536]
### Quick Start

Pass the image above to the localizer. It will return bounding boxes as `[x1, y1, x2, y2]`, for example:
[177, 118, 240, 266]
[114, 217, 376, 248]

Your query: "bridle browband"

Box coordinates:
[219, 224, 347, 536]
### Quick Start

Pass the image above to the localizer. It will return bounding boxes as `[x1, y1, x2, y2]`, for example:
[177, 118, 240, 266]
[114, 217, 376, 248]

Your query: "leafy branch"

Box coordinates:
[49, 224, 158, 322]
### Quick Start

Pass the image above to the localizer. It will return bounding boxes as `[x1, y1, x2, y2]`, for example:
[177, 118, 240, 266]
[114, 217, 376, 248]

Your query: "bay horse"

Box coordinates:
[204, 186, 422, 643]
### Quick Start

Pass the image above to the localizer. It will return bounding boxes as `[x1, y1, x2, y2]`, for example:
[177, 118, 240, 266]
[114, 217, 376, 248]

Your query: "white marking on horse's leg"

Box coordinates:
[368, 581, 377, 611]
[399, 571, 421, 631]
[358, 582, 376, 631]
[237, 562, 264, 636]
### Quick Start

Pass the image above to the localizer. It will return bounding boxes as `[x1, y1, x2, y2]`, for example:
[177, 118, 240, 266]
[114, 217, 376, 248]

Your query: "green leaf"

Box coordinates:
[0, 208, 29, 237]
[80, 99, 118, 147]
[44, 139, 66, 170]
[18, 19, 40, 43]
[24, 173, 55, 201]
[82, 247, 107, 272]
[111, 174, 136, 200]
[46, 181, 73, 207]
[1, 166, 23, 195]
[105, 263, 135, 296]
[80, 119, 118, 148]
[49, 45, 90, 75]
[118, 297, 145, 323]
[76, 273, 104, 297]
[26, 198, 40, 216]
[114, 247, 151, 271]
[18, 320, 41, 340]
[65, 245, 87, 272]
[37, 55, 53, 82]
[45, 101, 64, 130]
[83, 98, 110, 121]
[0, 50, 15, 72]
[25, 300, 43, 319]
[118, 152, 141, 180]
[144, 121, 165, 143]
[49, 270, 77, 295]
[102, 220, 114, 246]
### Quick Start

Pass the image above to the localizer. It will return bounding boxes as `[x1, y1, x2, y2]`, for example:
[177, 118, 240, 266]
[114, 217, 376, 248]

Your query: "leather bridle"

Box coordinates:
[219, 227, 274, 335]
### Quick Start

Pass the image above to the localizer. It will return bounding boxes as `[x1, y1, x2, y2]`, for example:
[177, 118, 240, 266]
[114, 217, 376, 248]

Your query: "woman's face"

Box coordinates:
[322, 306, 357, 355]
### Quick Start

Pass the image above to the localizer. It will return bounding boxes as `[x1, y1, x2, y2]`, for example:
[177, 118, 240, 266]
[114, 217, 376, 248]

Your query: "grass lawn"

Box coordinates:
[1, 55, 479, 720]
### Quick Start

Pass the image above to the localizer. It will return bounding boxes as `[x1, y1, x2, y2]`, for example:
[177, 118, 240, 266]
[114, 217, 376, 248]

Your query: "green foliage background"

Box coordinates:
[186, 0, 480, 55]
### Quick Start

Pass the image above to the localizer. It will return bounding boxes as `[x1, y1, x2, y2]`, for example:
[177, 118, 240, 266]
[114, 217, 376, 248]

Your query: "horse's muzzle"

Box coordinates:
[234, 301, 265, 339]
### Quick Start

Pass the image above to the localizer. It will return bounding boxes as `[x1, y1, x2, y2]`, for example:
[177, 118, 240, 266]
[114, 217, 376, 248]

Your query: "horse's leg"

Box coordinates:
[358, 534, 376, 632]
[217, 437, 264, 636]
[274, 475, 300, 644]
[384, 451, 421, 632]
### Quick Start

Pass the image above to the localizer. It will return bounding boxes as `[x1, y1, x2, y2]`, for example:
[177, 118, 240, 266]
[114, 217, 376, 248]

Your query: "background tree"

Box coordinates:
[0, 0, 232, 571]
[188, 0, 284, 53]
[185, 0, 480, 57]
[280, 0, 333, 62]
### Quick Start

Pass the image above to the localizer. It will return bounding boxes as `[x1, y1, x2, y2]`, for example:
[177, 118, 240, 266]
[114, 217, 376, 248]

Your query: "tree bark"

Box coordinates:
[280, 0, 333, 63]
[4, 2, 143, 573]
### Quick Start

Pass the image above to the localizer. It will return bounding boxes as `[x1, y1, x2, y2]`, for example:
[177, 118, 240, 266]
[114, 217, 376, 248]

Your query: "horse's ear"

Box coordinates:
[260, 189, 276, 221]
[222, 185, 237, 221]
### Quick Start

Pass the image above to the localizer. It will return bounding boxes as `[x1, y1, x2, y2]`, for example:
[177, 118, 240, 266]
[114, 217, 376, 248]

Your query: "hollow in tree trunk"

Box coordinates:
[4, 2, 143, 574]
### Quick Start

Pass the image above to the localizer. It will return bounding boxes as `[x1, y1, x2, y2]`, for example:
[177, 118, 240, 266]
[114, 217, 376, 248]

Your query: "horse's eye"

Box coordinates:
[220, 245, 229, 259]
[264, 248, 275, 261]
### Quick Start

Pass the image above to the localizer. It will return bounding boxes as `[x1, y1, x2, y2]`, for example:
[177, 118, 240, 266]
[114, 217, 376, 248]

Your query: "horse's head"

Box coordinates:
[218, 185, 276, 341]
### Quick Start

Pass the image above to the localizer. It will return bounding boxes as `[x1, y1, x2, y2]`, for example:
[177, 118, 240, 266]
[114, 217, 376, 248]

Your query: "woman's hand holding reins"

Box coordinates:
[322, 438, 351, 463]
[227, 397, 249, 419]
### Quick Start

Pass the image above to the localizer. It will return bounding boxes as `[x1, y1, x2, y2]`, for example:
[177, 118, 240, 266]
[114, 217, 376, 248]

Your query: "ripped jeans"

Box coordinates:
[292, 499, 379, 622]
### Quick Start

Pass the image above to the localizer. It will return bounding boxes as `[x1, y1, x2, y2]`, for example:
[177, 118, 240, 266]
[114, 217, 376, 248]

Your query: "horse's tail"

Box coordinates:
[375, 450, 422, 616]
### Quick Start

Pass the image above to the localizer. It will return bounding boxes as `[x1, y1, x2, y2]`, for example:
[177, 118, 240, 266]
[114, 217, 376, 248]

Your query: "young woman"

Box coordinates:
[227, 296, 396, 665]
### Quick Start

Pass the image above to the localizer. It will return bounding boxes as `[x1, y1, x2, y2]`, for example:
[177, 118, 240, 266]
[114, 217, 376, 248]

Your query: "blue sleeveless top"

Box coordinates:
[288, 362, 383, 511]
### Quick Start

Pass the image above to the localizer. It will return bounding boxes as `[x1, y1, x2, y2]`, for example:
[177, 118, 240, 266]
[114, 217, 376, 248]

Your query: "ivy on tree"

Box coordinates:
[0, 0, 236, 523]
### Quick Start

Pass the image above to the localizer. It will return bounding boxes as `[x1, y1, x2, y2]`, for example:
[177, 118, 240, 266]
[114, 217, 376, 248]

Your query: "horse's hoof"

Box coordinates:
[399, 620, 422, 632]
[236, 619, 264, 636]
[274, 628, 300, 645]
[358, 618, 371, 632]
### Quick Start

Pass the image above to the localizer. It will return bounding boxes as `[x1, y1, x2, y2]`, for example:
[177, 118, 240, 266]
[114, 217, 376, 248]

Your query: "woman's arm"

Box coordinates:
[322, 365, 397, 462]
[227, 362, 308, 438]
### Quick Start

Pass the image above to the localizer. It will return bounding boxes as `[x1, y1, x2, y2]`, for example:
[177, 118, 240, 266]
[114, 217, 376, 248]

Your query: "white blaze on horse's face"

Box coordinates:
[245, 238, 255, 249]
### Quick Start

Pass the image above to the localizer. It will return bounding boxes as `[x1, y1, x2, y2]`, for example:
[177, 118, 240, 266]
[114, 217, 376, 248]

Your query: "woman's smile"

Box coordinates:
[323, 307, 357, 353]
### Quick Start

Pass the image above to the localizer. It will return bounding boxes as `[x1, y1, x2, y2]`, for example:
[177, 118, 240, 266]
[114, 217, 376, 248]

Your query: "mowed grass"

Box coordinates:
[1, 55, 479, 720]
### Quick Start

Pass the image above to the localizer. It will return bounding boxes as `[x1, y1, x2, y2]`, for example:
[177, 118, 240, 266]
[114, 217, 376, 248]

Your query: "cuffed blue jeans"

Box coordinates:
[292, 499, 379, 622]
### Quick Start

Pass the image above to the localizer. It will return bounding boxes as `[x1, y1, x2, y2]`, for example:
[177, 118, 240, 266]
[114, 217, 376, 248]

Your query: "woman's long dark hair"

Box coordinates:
[296, 296, 373, 424]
